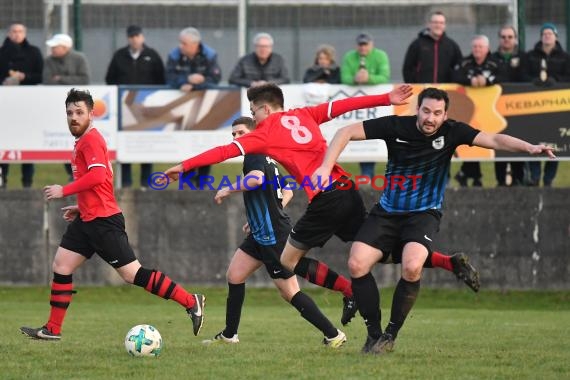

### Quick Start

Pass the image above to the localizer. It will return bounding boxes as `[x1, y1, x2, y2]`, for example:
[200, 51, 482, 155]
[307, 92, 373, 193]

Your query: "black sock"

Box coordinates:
[351, 273, 382, 339]
[290, 291, 337, 338]
[386, 278, 420, 339]
[223, 282, 245, 337]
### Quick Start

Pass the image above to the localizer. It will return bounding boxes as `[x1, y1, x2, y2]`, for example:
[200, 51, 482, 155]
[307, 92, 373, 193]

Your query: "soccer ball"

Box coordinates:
[124, 324, 162, 357]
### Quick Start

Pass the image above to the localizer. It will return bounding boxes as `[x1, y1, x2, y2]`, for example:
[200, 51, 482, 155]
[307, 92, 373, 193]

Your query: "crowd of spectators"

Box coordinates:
[1, 13, 567, 188]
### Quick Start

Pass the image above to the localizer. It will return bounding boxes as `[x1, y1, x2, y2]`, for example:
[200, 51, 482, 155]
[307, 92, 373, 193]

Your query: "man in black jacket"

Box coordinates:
[491, 26, 525, 186]
[0, 23, 43, 189]
[452, 35, 504, 187]
[402, 11, 462, 84]
[522, 23, 569, 186]
[105, 25, 165, 189]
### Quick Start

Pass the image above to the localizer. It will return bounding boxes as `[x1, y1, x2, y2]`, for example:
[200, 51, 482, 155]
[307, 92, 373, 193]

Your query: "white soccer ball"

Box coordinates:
[124, 324, 162, 357]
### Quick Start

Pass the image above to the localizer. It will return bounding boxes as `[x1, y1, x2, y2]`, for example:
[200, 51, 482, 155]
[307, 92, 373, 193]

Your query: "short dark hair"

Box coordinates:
[418, 87, 449, 110]
[65, 88, 94, 110]
[232, 116, 255, 130]
[247, 83, 284, 109]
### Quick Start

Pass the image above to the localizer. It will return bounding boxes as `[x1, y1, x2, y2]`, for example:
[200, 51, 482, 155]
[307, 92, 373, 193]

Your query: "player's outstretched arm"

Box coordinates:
[44, 167, 106, 200]
[328, 84, 412, 119]
[214, 170, 264, 204]
[473, 132, 556, 158]
[311, 121, 366, 188]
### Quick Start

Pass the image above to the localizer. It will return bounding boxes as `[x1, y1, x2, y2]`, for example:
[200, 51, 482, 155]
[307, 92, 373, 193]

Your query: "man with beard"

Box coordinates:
[311, 87, 555, 354]
[20, 89, 205, 340]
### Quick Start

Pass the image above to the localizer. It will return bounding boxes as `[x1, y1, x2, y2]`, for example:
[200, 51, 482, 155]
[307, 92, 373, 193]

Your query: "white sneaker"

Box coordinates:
[323, 329, 347, 348]
[202, 331, 239, 345]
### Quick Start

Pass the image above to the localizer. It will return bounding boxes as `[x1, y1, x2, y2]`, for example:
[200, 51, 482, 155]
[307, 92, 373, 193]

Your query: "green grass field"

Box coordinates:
[3, 161, 570, 190]
[3, 286, 569, 380]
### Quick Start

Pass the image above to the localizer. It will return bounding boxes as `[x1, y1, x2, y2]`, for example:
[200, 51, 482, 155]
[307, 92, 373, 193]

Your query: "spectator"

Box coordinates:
[402, 10, 462, 83]
[340, 33, 390, 85]
[166, 27, 221, 91]
[303, 44, 340, 84]
[491, 25, 525, 186]
[341, 32, 391, 179]
[105, 25, 165, 189]
[0, 23, 43, 189]
[452, 35, 502, 187]
[229, 32, 290, 88]
[166, 27, 221, 182]
[43, 34, 89, 85]
[523, 23, 569, 186]
[44, 33, 90, 182]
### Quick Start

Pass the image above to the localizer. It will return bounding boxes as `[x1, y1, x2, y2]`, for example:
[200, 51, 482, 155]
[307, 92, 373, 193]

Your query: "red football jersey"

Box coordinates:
[233, 103, 348, 201]
[69, 128, 121, 221]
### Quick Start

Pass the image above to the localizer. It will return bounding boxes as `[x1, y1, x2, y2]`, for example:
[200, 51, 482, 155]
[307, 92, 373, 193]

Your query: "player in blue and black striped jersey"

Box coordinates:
[312, 87, 556, 354]
[203, 117, 347, 347]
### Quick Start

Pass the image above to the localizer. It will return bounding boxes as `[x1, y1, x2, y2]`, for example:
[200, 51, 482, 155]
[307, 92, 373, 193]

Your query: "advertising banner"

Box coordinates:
[0, 86, 117, 162]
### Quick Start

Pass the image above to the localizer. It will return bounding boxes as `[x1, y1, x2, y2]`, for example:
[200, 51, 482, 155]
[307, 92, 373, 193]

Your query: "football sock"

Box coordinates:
[386, 278, 420, 339]
[46, 272, 75, 335]
[133, 267, 196, 309]
[293, 257, 352, 297]
[290, 291, 338, 339]
[223, 282, 245, 337]
[429, 251, 454, 271]
[351, 273, 382, 339]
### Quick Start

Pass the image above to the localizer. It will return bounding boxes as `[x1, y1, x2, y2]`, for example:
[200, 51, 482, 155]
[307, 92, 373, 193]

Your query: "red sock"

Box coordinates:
[144, 270, 196, 309]
[46, 274, 74, 335]
[431, 251, 454, 272]
[296, 258, 353, 297]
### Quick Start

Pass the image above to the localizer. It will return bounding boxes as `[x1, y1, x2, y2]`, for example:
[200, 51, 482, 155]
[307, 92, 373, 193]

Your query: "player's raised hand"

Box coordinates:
[389, 84, 413, 105]
[160, 164, 184, 184]
[44, 184, 64, 200]
[529, 144, 557, 158]
[311, 165, 333, 190]
[61, 205, 79, 222]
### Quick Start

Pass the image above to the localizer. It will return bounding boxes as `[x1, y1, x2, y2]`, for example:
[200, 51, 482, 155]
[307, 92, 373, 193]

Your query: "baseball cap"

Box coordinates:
[46, 33, 73, 48]
[356, 33, 372, 45]
[540, 22, 558, 36]
[127, 25, 143, 37]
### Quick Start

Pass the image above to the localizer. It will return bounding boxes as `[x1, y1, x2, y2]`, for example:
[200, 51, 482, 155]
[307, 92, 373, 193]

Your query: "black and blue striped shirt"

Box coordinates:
[242, 154, 291, 245]
[363, 116, 479, 212]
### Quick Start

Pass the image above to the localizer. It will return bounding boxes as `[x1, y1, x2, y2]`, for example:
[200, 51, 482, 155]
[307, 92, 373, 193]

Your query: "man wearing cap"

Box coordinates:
[340, 32, 391, 180]
[522, 22, 569, 187]
[402, 10, 463, 83]
[105, 25, 165, 189]
[0, 23, 43, 189]
[340, 33, 390, 85]
[105, 25, 165, 87]
[44, 33, 90, 85]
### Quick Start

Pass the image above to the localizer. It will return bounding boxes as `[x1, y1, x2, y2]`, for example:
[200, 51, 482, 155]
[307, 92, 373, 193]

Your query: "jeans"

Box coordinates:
[528, 161, 558, 186]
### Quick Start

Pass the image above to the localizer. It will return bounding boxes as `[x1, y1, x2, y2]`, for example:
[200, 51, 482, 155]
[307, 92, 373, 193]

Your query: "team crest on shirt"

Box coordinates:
[432, 136, 445, 150]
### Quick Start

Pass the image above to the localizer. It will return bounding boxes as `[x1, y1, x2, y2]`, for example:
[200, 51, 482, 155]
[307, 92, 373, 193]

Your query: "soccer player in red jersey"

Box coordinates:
[20, 89, 205, 340]
[162, 83, 477, 327]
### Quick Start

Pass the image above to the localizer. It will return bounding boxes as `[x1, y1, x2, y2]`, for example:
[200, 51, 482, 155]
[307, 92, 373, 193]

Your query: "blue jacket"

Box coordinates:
[166, 42, 221, 90]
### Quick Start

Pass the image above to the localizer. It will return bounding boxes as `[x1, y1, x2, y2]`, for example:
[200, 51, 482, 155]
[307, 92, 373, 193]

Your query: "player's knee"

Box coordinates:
[348, 255, 370, 277]
[279, 256, 297, 272]
[120, 271, 136, 284]
[401, 265, 422, 282]
[52, 261, 73, 275]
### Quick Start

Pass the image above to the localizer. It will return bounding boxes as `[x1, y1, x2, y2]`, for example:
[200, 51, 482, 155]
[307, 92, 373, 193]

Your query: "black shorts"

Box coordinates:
[60, 213, 137, 268]
[239, 234, 294, 280]
[354, 204, 441, 263]
[289, 179, 367, 250]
